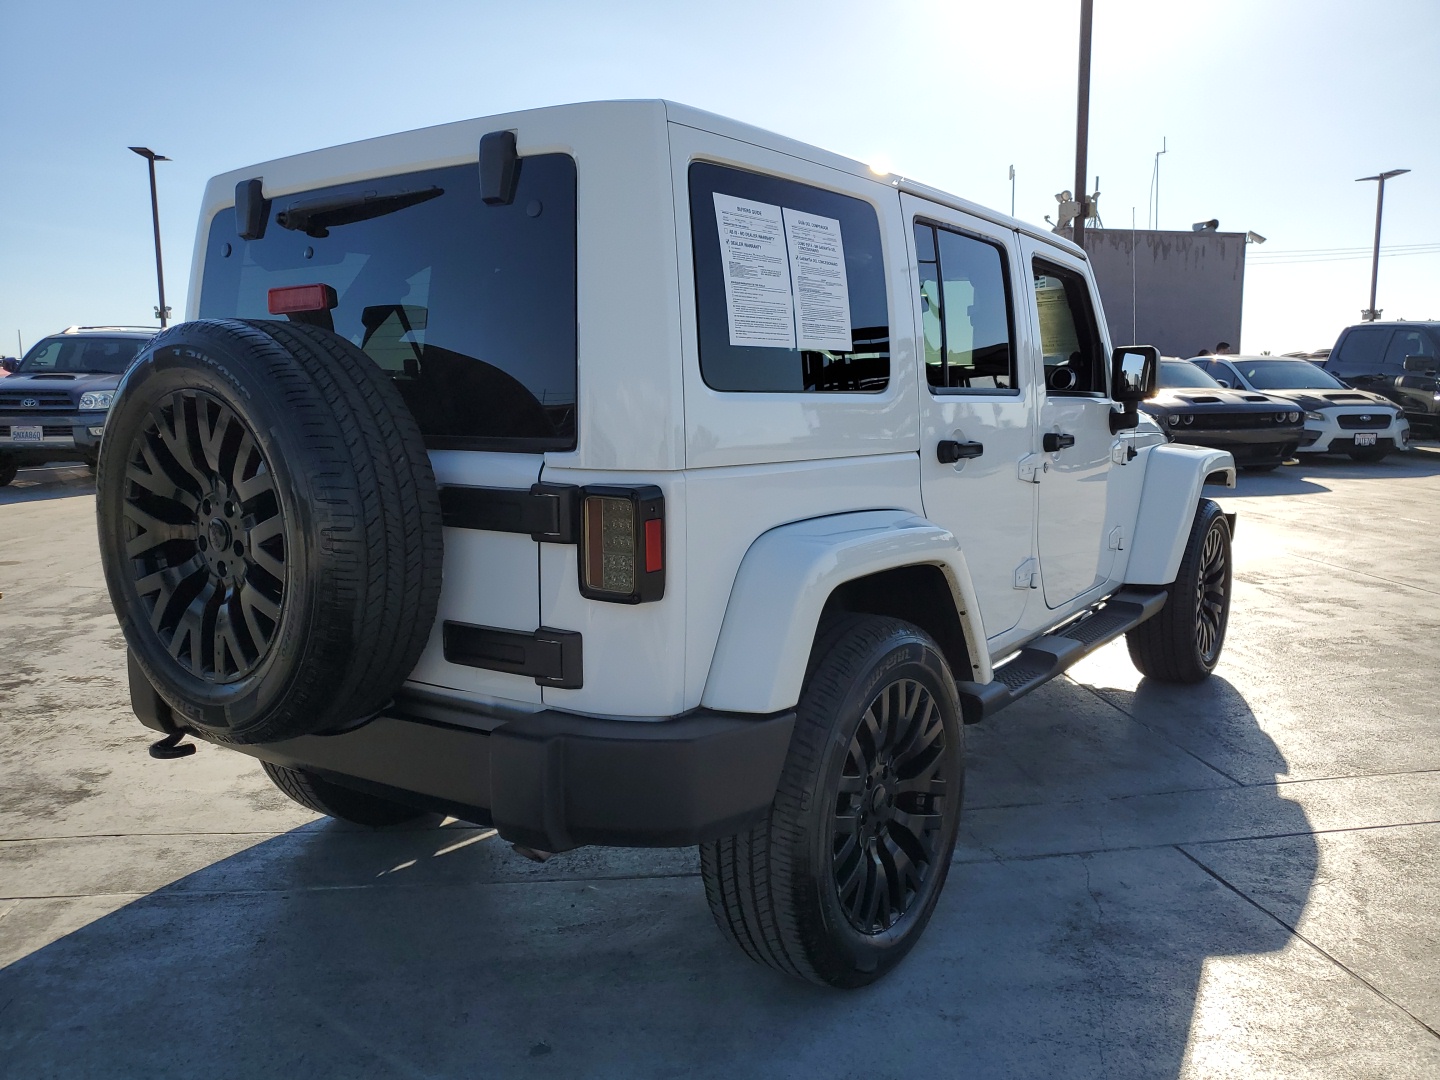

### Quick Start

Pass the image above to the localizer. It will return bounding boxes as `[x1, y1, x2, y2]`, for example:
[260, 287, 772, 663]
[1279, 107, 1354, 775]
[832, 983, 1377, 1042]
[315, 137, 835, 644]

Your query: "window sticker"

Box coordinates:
[713, 194, 796, 348]
[783, 208, 853, 352]
[711, 194, 855, 352]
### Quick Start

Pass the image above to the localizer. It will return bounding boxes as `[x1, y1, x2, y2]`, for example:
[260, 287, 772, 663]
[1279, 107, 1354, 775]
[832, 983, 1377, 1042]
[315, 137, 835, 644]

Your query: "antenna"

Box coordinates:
[1149, 137, 1168, 229]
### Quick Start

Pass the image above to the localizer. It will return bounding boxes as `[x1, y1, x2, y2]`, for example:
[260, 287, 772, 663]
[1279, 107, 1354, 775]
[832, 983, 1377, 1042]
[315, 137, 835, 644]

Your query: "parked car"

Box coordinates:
[1322, 322, 1440, 437]
[1143, 358, 1304, 471]
[97, 100, 1239, 988]
[1193, 354, 1407, 462]
[0, 325, 157, 486]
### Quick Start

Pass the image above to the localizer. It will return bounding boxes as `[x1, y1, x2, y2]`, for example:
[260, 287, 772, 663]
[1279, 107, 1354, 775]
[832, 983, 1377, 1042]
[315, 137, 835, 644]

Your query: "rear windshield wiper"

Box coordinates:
[275, 186, 444, 238]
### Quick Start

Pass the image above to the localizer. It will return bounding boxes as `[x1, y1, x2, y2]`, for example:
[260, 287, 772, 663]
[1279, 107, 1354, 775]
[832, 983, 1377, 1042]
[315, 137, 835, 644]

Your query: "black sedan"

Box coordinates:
[1141, 359, 1305, 471]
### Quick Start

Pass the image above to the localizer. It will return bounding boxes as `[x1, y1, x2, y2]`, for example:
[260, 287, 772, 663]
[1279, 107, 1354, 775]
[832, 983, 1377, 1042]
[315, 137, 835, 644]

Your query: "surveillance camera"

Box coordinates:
[1192, 219, 1219, 232]
[1246, 231, 1267, 245]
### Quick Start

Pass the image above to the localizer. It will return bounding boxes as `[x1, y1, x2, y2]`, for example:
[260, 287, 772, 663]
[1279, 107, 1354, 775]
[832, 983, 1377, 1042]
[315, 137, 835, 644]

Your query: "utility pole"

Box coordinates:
[129, 147, 172, 327]
[1356, 169, 1409, 321]
[1072, 0, 1094, 253]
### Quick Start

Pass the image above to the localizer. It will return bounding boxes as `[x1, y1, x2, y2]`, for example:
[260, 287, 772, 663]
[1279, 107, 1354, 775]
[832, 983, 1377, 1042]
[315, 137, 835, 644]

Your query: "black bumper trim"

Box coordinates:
[180, 690, 796, 853]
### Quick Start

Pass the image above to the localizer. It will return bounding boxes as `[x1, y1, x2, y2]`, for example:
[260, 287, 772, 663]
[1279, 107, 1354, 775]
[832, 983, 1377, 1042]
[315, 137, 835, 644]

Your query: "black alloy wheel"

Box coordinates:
[123, 389, 287, 683]
[833, 677, 949, 935]
[1194, 517, 1227, 668]
[1126, 498, 1232, 684]
[700, 615, 964, 988]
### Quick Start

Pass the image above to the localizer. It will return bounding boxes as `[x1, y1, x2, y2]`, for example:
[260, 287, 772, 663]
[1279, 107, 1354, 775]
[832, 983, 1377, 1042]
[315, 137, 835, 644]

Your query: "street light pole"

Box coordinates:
[1072, 0, 1094, 252]
[129, 147, 172, 328]
[1356, 168, 1409, 322]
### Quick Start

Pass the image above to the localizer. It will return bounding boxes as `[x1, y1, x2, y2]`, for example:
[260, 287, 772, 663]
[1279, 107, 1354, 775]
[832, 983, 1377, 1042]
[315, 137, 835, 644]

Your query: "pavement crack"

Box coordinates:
[1175, 845, 1440, 1042]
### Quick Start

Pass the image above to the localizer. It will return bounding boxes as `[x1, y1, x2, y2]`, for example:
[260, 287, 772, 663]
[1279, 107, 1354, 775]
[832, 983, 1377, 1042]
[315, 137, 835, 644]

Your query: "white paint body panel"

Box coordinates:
[1125, 444, 1236, 584]
[190, 99, 1223, 721]
[702, 512, 989, 714]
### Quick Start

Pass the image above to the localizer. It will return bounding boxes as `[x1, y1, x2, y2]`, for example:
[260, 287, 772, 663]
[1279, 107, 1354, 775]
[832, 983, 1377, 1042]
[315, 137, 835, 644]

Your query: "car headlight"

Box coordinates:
[1288, 411, 1300, 422]
[79, 391, 115, 411]
[1304, 411, 1324, 421]
[1167, 414, 1180, 426]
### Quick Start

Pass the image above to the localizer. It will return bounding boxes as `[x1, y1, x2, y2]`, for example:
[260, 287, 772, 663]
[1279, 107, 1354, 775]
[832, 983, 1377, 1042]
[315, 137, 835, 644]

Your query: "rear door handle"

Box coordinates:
[1043, 432, 1076, 452]
[937, 439, 984, 463]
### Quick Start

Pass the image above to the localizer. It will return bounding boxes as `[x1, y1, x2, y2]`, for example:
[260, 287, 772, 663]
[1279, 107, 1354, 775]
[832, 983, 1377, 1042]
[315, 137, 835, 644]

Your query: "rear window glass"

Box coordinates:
[689, 162, 889, 393]
[19, 336, 145, 375]
[199, 156, 578, 452]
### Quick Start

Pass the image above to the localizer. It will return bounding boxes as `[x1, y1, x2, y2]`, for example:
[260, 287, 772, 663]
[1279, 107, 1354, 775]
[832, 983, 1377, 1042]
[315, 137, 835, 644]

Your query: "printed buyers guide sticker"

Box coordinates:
[713, 194, 853, 352]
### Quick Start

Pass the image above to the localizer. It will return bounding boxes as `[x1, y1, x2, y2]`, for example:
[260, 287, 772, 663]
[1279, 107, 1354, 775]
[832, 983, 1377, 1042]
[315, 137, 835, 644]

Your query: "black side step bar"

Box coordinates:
[955, 586, 1168, 724]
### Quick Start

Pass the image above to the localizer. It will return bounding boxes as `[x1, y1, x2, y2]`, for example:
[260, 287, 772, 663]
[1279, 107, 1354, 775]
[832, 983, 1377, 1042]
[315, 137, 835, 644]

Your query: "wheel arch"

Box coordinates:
[700, 510, 989, 714]
[1125, 444, 1236, 585]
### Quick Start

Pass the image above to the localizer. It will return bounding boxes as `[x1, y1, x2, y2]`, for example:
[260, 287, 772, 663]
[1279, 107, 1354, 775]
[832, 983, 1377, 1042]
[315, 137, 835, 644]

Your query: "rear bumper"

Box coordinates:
[130, 659, 794, 852]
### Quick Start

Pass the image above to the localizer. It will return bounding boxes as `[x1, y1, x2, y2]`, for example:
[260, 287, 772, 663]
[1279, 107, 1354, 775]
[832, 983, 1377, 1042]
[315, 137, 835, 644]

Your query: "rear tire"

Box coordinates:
[261, 762, 426, 827]
[700, 615, 964, 988]
[1126, 499, 1232, 683]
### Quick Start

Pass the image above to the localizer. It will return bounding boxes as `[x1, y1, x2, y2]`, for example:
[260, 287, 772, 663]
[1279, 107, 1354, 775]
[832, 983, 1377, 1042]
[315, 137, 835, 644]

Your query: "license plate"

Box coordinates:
[1354, 432, 1377, 447]
[10, 425, 42, 443]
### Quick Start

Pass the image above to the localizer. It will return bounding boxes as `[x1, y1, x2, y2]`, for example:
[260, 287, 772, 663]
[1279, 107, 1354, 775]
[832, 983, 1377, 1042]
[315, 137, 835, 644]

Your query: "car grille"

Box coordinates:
[0, 391, 74, 411]
[1187, 412, 1295, 430]
[0, 425, 73, 437]
[1336, 413, 1391, 429]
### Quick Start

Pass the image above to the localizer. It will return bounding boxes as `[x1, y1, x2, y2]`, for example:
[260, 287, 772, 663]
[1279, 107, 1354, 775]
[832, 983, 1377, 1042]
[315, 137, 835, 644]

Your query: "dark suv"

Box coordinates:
[1323, 322, 1440, 437]
[0, 326, 156, 485]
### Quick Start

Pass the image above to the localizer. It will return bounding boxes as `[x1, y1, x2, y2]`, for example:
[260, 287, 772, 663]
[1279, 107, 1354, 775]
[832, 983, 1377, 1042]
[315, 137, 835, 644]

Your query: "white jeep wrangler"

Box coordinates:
[97, 101, 1236, 988]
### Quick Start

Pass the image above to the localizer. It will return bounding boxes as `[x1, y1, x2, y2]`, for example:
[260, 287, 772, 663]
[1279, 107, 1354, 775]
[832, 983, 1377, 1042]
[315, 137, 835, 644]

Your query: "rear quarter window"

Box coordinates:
[199, 156, 578, 452]
[1332, 327, 1392, 373]
[689, 162, 889, 393]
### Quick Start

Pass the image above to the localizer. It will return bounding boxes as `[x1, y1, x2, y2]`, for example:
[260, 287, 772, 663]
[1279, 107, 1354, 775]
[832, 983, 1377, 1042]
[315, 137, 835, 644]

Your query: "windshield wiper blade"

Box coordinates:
[275, 186, 444, 238]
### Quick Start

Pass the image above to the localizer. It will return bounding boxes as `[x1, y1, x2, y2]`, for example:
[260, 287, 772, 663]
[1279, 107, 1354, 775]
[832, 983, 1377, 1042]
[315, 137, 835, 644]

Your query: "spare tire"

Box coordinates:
[96, 319, 443, 744]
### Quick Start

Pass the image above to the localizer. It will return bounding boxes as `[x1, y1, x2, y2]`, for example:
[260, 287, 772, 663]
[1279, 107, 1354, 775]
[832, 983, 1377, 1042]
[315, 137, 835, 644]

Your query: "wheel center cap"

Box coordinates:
[871, 786, 888, 813]
[208, 518, 232, 550]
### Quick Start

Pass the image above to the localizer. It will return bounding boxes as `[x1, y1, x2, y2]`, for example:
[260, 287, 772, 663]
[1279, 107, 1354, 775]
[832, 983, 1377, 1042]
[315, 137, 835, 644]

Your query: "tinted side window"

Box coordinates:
[689, 162, 889, 393]
[1331, 327, 1392, 374]
[1032, 261, 1105, 394]
[200, 157, 578, 452]
[914, 222, 1015, 392]
[1383, 328, 1439, 365]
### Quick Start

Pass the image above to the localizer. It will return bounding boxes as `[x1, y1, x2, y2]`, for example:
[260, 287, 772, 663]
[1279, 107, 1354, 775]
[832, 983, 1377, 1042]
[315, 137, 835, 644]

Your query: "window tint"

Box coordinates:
[18, 336, 144, 375]
[1331, 327, 1392, 373]
[199, 156, 578, 452]
[689, 162, 889, 393]
[1032, 261, 1105, 394]
[914, 222, 1015, 392]
[1384, 328, 1439, 366]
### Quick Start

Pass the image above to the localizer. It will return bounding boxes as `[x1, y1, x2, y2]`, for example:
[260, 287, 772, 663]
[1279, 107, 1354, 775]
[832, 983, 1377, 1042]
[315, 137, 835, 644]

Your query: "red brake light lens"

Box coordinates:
[267, 283, 337, 315]
[578, 486, 665, 604]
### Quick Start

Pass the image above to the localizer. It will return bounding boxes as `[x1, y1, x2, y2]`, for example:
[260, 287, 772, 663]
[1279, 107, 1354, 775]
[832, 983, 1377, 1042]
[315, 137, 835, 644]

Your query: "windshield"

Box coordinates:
[17, 336, 145, 375]
[1159, 360, 1223, 389]
[1233, 359, 1344, 390]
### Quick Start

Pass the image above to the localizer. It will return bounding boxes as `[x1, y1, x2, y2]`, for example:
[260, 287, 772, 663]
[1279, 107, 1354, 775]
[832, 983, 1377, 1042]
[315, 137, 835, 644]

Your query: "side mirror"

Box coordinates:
[1215, 378, 1231, 389]
[1403, 355, 1437, 374]
[1111, 345, 1159, 402]
[0, 357, 18, 373]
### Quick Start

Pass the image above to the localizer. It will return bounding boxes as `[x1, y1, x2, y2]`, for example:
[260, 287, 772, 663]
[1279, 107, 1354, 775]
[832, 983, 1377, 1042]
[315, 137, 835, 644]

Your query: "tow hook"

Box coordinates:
[148, 732, 196, 760]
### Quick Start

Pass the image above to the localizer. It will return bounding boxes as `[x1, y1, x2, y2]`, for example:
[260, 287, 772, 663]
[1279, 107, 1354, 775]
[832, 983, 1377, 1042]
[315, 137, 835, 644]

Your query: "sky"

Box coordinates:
[1, 0, 1436, 357]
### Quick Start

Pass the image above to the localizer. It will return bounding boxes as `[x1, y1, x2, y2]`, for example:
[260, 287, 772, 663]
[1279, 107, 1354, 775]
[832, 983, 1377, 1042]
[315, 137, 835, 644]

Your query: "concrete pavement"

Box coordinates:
[1, 453, 1437, 1078]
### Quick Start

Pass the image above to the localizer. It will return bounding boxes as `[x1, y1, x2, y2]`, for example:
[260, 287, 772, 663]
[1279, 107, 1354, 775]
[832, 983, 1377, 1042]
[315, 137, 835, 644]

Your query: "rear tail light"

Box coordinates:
[579, 486, 665, 604]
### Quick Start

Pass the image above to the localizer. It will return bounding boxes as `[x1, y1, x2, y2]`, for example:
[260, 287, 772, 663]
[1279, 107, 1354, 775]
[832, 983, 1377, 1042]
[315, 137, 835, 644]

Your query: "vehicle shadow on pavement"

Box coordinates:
[0, 677, 1315, 1080]
[0, 466, 96, 505]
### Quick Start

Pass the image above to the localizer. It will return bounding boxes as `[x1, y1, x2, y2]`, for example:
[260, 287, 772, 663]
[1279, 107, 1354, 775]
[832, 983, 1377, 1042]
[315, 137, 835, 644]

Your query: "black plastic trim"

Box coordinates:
[479, 130, 520, 206]
[443, 621, 583, 689]
[439, 482, 579, 542]
[235, 177, 270, 241]
[167, 691, 797, 852]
